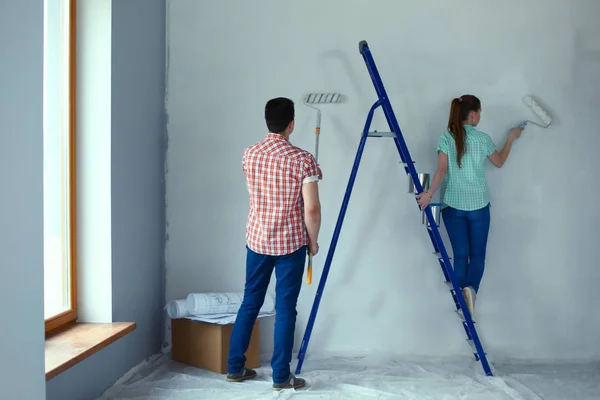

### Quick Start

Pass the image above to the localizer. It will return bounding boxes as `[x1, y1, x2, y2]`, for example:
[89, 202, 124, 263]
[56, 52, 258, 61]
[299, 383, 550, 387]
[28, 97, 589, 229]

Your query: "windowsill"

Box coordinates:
[45, 322, 136, 380]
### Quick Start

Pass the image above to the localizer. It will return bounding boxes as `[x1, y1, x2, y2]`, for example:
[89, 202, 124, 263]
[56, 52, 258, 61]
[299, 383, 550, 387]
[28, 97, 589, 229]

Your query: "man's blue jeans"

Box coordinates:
[228, 245, 306, 384]
[441, 204, 491, 293]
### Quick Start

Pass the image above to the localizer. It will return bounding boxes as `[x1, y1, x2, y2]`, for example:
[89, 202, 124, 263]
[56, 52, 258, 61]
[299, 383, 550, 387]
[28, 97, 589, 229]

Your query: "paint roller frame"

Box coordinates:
[303, 93, 344, 160]
[302, 92, 345, 284]
[520, 94, 553, 129]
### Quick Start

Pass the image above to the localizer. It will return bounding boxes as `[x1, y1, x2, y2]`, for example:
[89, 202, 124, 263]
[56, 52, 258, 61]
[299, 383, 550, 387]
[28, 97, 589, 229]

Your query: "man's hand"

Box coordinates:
[308, 241, 319, 256]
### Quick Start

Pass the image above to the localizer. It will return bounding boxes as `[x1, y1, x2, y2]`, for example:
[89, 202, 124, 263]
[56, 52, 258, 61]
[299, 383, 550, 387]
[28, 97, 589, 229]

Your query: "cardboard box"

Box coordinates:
[171, 318, 260, 374]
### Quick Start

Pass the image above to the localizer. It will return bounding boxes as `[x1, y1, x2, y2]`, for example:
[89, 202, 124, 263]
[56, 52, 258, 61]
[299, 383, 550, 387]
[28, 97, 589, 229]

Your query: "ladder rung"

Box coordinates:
[434, 252, 452, 262]
[367, 131, 396, 137]
[467, 339, 476, 352]
[456, 309, 477, 323]
[463, 319, 476, 329]
[467, 339, 485, 355]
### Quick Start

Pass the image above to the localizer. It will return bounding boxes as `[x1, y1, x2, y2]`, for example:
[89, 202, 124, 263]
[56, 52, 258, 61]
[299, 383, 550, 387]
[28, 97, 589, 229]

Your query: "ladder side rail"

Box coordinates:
[295, 101, 381, 375]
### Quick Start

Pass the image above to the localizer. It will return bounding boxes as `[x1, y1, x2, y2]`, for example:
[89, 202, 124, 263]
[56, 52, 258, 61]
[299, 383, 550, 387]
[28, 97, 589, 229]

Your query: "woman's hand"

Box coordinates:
[415, 152, 447, 210]
[490, 127, 523, 168]
[508, 127, 523, 141]
[416, 191, 432, 210]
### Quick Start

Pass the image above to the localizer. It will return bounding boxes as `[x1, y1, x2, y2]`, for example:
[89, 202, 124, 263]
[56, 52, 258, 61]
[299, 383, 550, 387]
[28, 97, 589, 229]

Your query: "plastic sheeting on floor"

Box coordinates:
[98, 351, 600, 399]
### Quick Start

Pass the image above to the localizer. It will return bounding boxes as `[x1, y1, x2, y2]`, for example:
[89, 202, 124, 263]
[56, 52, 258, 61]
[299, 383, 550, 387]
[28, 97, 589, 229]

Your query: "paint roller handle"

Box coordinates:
[307, 254, 313, 284]
[306, 241, 319, 284]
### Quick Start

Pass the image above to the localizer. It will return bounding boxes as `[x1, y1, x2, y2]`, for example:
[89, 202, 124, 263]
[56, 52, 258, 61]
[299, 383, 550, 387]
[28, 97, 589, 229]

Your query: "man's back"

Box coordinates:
[228, 97, 319, 390]
[243, 133, 321, 256]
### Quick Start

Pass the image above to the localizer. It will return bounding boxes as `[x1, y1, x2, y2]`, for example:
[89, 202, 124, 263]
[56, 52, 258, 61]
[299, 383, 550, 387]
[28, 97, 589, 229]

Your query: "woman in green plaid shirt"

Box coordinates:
[417, 95, 523, 317]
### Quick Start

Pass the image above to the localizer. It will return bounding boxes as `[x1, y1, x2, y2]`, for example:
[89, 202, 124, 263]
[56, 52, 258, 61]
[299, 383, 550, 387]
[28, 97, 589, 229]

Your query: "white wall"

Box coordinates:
[165, 0, 600, 360]
[0, 1, 46, 399]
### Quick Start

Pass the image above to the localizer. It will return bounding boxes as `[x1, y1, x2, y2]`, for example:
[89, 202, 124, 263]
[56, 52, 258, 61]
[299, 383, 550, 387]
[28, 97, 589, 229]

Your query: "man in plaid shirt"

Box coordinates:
[227, 97, 322, 391]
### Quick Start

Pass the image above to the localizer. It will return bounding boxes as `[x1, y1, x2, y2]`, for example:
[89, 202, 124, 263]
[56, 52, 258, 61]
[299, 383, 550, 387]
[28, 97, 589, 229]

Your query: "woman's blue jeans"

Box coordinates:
[441, 204, 490, 293]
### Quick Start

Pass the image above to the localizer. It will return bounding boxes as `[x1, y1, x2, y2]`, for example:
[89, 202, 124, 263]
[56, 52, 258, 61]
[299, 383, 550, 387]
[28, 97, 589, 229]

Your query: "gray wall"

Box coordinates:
[0, 1, 46, 399]
[46, 1, 167, 399]
[110, 0, 166, 367]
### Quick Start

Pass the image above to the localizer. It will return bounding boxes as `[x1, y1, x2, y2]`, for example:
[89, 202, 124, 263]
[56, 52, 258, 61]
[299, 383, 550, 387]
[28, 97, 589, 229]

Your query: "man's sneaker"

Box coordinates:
[272, 373, 306, 391]
[226, 367, 257, 382]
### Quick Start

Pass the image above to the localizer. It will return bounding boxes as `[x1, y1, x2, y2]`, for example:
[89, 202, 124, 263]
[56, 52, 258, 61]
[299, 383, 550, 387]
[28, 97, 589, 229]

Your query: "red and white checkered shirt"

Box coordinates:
[243, 133, 322, 255]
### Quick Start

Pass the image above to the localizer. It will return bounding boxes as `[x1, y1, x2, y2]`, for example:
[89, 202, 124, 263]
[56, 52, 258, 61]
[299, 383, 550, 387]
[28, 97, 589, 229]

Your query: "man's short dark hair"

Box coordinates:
[265, 97, 294, 134]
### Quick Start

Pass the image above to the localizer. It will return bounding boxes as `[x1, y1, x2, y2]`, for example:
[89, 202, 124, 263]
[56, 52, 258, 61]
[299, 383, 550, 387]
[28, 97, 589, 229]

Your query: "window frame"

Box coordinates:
[45, 0, 77, 335]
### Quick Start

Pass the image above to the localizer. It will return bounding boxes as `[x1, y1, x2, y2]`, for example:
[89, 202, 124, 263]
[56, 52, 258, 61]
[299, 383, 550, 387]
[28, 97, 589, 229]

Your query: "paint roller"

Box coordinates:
[520, 95, 553, 129]
[302, 92, 344, 284]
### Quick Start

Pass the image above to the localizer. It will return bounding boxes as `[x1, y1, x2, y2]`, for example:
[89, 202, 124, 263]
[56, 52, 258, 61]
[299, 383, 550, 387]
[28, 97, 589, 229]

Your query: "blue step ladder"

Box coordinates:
[295, 40, 493, 377]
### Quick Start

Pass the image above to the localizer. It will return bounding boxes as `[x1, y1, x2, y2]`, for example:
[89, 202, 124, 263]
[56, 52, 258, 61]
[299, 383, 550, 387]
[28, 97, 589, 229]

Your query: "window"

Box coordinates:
[44, 0, 77, 334]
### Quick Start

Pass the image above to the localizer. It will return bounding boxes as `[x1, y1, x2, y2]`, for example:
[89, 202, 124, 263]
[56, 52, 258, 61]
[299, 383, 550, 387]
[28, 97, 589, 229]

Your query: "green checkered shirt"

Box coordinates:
[436, 124, 497, 211]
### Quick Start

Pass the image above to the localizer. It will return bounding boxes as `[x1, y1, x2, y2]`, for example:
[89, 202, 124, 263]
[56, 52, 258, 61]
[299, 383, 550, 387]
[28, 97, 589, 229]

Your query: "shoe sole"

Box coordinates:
[273, 382, 306, 391]
[226, 374, 256, 383]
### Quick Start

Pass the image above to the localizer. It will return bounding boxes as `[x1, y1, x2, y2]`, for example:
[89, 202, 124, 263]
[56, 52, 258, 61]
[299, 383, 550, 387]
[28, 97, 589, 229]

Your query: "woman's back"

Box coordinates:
[437, 124, 496, 211]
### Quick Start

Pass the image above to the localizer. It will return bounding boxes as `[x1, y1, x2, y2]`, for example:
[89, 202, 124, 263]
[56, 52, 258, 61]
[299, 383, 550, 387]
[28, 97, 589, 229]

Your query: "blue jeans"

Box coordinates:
[442, 204, 491, 293]
[228, 245, 306, 384]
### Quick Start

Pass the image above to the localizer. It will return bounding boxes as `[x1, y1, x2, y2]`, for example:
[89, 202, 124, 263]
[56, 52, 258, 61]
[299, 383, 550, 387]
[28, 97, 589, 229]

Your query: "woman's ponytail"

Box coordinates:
[446, 95, 480, 167]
